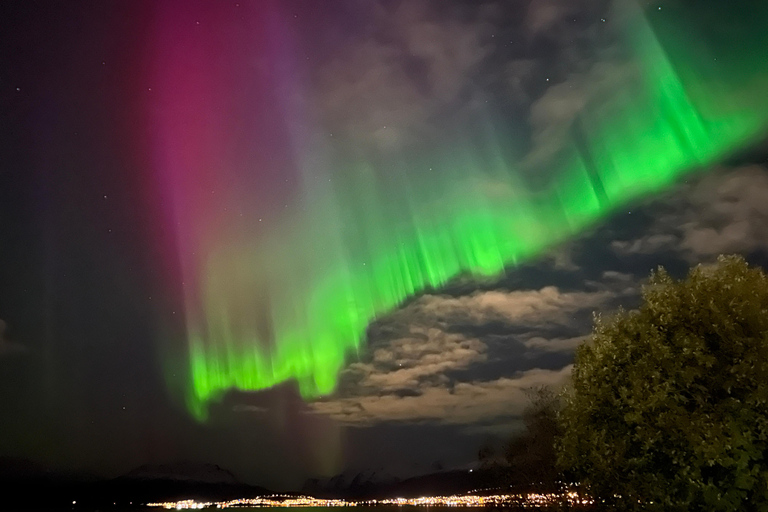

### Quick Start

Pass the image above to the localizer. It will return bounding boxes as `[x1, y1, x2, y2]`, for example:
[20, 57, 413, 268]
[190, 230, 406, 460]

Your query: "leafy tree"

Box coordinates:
[478, 441, 500, 469]
[506, 386, 561, 488]
[558, 255, 768, 511]
[478, 387, 561, 489]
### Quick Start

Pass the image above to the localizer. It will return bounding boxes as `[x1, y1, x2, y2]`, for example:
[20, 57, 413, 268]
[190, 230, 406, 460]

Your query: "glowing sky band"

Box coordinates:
[147, 3, 768, 419]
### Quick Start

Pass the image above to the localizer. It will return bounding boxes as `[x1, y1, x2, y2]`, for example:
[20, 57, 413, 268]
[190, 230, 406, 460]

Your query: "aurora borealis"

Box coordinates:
[145, 1, 768, 419]
[4, 0, 768, 490]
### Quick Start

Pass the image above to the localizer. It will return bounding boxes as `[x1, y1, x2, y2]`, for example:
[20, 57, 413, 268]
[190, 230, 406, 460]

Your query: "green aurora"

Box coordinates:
[157, 4, 768, 420]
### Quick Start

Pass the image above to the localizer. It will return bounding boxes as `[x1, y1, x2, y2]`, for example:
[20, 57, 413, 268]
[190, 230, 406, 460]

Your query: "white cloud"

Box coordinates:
[523, 335, 589, 353]
[310, 366, 572, 426]
[309, 283, 620, 426]
[350, 327, 486, 392]
[611, 234, 678, 256]
[314, 0, 491, 151]
[679, 166, 768, 257]
[310, 268, 637, 426]
[406, 285, 610, 327]
[525, 60, 639, 169]
[611, 166, 768, 261]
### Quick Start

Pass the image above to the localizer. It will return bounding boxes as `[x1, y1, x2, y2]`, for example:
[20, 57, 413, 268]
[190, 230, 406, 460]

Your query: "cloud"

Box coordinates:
[503, 59, 540, 107]
[314, 0, 491, 150]
[524, 59, 639, 170]
[600, 270, 635, 282]
[313, 0, 617, 157]
[526, 1, 570, 37]
[334, 326, 486, 401]
[611, 234, 678, 256]
[548, 245, 582, 272]
[311, 366, 572, 426]
[612, 166, 768, 260]
[523, 335, 589, 353]
[397, 285, 611, 328]
[678, 167, 768, 257]
[524, 0, 612, 41]
[513, 0, 629, 171]
[310, 280, 632, 426]
[353, 328, 486, 393]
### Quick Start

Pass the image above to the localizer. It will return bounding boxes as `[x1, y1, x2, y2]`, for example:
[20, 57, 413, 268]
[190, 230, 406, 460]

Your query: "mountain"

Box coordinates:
[0, 459, 271, 509]
[302, 466, 504, 500]
[302, 467, 401, 497]
[84, 462, 271, 506]
[123, 462, 240, 485]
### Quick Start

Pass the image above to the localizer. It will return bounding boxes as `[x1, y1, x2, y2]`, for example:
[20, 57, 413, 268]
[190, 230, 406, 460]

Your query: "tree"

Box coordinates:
[478, 387, 561, 489]
[558, 255, 768, 511]
[505, 386, 561, 488]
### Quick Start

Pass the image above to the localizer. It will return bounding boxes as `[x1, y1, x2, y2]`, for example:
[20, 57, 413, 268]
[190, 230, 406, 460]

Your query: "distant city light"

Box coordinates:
[146, 490, 593, 509]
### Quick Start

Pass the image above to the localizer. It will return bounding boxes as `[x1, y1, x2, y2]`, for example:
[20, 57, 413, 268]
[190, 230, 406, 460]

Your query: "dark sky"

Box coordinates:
[1, 0, 768, 490]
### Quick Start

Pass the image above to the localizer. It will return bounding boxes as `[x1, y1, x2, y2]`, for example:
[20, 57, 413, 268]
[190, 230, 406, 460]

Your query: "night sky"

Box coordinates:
[1, 0, 768, 490]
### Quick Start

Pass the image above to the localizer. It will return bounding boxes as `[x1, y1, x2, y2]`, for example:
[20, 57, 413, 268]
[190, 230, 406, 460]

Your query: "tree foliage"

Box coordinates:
[478, 386, 561, 489]
[558, 255, 768, 511]
[506, 386, 561, 488]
